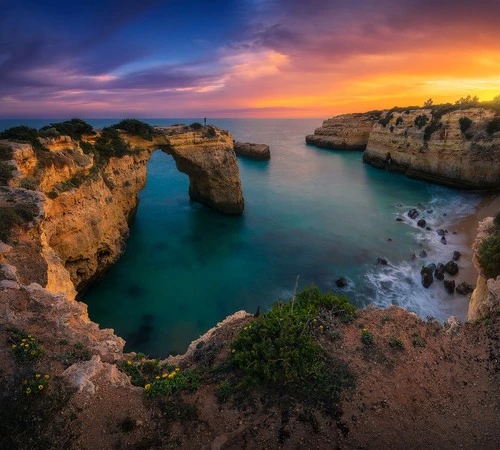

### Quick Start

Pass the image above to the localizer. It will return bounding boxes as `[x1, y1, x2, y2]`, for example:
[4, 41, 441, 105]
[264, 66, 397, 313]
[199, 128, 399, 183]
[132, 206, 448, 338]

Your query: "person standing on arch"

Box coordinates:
[204, 117, 207, 126]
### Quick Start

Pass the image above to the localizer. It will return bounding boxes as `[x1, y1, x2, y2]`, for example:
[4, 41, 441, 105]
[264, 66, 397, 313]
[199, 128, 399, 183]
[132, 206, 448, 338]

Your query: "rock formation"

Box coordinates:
[234, 142, 271, 160]
[305, 113, 378, 150]
[0, 124, 244, 295]
[468, 217, 500, 320]
[363, 108, 500, 190]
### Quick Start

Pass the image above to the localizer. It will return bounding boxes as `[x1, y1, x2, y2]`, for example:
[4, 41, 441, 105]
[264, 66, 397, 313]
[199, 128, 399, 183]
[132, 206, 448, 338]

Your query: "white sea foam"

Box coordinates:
[364, 187, 482, 322]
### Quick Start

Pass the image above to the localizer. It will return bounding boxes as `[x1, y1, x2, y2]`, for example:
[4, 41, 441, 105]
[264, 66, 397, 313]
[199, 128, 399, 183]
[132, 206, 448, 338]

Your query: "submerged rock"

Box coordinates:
[234, 142, 271, 161]
[437, 229, 446, 236]
[440, 236, 447, 245]
[396, 217, 404, 222]
[452, 251, 461, 261]
[419, 250, 428, 258]
[408, 209, 419, 220]
[417, 219, 426, 228]
[377, 257, 388, 265]
[444, 279, 456, 294]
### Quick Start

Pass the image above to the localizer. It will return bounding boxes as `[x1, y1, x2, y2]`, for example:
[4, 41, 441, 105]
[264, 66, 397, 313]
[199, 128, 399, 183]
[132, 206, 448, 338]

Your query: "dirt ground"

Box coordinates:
[2, 305, 497, 449]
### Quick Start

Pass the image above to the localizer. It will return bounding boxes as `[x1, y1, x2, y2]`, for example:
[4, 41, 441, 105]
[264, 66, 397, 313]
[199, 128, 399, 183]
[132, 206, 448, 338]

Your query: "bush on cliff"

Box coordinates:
[478, 234, 500, 279]
[0, 162, 14, 184]
[229, 286, 355, 413]
[414, 115, 429, 129]
[423, 118, 442, 141]
[94, 127, 131, 158]
[378, 113, 393, 128]
[0, 205, 37, 242]
[39, 119, 93, 141]
[486, 118, 500, 135]
[189, 122, 203, 130]
[111, 119, 156, 141]
[0, 126, 46, 151]
[459, 117, 473, 134]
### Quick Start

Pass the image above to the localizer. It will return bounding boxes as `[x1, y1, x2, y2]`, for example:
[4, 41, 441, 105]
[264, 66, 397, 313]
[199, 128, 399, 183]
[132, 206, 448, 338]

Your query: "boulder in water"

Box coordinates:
[396, 217, 403, 222]
[408, 209, 419, 220]
[421, 266, 434, 288]
[377, 257, 388, 265]
[435, 263, 445, 281]
[444, 260, 459, 276]
[440, 236, 447, 245]
[335, 277, 348, 288]
[456, 282, 474, 295]
[452, 251, 461, 261]
[419, 249, 427, 258]
[417, 219, 426, 228]
[234, 142, 271, 160]
[437, 229, 446, 236]
[444, 279, 455, 294]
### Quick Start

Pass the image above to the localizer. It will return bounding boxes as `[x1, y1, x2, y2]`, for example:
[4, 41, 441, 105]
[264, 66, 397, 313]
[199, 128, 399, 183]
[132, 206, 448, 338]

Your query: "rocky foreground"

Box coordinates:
[0, 119, 499, 449]
[307, 107, 500, 190]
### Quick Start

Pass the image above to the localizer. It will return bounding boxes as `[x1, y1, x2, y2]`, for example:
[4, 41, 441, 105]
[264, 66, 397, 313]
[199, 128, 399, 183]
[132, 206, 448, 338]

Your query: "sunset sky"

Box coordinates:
[1, 0, 499, 118]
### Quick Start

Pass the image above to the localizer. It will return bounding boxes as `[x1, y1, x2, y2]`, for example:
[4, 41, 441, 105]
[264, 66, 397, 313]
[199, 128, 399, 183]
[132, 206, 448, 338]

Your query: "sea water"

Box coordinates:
[0, 118, 483, 356]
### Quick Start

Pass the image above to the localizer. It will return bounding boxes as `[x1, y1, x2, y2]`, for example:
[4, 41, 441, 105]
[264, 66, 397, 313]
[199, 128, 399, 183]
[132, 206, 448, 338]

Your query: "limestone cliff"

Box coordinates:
[234, 142, 271, 160]
[0, 125, 244, 296]
[305, 113, 378, 150]
[468, 217, 500, 320]
[363, 108, 500, 190]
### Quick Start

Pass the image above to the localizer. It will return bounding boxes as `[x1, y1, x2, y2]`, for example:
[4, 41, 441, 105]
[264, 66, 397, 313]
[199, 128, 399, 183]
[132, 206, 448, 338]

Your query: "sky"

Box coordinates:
[1, 0, 499, 118]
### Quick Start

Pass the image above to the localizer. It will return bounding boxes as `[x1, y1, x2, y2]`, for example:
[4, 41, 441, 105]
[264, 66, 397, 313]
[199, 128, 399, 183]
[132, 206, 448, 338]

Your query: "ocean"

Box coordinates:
[0, 118, 483, 356]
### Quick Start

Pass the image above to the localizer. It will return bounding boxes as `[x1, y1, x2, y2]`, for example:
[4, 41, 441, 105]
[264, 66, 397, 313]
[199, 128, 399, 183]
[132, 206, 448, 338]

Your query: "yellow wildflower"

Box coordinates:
[363, 328, 368, 332]
[35, 374, 41, 378]
[26, 387, 31, 394]
[11, 344, 16, 349]
[127, 361, 132, 365]
[244, 326, 248, 330]
[162, 373, 168, 378]
[155, 376, 160, 380]
[22, 339, 26, 342]
[168, 373, 175, 379]
[231, 349, 236, 353]
[175, 367, 180, 372]
[319, 325, 324, 329]
[38, 385, 44, 390]
[44, 375, 50, 379]
[31, 351, 35, 355]
[144, 384, 151, 390]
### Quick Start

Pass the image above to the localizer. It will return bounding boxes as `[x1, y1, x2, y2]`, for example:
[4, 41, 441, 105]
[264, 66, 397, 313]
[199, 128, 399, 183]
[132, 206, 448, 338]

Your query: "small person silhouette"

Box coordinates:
[204, 117, 207, 126]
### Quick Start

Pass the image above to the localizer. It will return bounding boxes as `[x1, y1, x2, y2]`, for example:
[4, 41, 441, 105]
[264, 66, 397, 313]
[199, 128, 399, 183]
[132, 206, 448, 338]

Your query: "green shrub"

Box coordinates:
[189, 122, 203, 130]
[0, 162, 14, 184]
[395, 117, 403, 126]
[19, 177, 38, 190]
[455, 95, 479, 108]
[388, 337, 404, 349]
[478, 234, 500, 279]
[79, 141, 94, 155]
[0, 126, 46, 151]
[0, 205, 37, 242]
[459, 117, 473, 134]
[486, 118, 500, 135]
[41, 119, 93, 141]
[0, 143, 13, 160]
[144, 369, 200, 398]
[204, 126, 217, 138]
[94, 127, 131, 158]
[360, 328, 374, 347]
[423, 119, 442, 141]
[10, 331, 44, 361]
[111, 119, 156, 141]
[21, 373, 50, 396]
[230, 286, 356, 385]
[378, 113, 393, 128]
[414, 115, 429, 129]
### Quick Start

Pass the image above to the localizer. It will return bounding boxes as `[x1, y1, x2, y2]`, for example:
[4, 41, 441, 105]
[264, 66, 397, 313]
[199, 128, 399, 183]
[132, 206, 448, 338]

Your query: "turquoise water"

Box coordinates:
[0, 119, 482, 356]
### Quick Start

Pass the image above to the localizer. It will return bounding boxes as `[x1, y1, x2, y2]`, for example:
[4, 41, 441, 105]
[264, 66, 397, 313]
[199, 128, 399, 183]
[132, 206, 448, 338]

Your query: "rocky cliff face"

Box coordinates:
[468, 217, 500, 320]
[305, 113, 378, 150]
[0, 125, 244, 296]
[363, 108, 500, 190]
